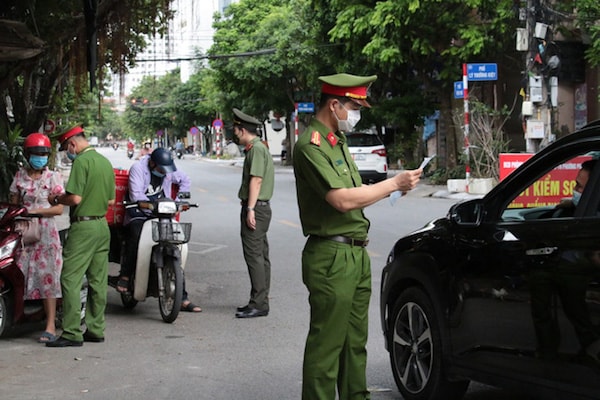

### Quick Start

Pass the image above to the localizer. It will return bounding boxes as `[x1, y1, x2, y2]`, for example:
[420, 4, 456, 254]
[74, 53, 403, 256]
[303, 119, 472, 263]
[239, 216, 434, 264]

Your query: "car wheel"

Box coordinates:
[389, 287, 468, 400]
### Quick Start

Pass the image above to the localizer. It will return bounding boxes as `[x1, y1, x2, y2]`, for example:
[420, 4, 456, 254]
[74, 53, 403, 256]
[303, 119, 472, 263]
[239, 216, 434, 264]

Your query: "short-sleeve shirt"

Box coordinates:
[238, 137, 275, 201]
[293, 118, 370, 238]
[66, 147, 115, 218]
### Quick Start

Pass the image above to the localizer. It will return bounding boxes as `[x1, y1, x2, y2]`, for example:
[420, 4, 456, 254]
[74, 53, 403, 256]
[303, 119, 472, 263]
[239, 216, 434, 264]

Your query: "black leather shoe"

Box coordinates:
[83, 331, 105, 343]
[235, 307, 268, 318]
[236, 304, 250, 312]
[46, 336, 83, 347]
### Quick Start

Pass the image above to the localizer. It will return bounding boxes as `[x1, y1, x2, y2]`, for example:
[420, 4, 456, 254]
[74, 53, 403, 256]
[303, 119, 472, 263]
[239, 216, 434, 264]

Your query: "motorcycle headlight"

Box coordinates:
[157, 201, 177, 214]
[0, 238, 18, 261]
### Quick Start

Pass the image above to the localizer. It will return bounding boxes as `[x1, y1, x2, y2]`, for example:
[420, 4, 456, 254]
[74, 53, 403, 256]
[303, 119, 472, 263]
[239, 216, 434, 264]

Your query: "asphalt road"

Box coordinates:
[0, 147, 530, 400]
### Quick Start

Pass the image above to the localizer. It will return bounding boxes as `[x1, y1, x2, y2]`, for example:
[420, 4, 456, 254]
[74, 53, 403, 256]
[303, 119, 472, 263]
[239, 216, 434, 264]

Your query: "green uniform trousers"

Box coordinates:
[240, 205, 272, 311]
[301, 236, 371, 400]
[61, 219, 110, 341]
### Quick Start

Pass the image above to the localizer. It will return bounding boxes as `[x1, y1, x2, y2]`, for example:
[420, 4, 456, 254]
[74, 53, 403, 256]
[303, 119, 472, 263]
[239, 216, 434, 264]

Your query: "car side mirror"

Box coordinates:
[449, 199, 483, 226]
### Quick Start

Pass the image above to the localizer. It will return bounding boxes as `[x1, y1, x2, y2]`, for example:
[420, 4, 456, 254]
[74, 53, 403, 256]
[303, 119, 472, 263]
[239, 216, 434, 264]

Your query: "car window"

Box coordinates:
[346, 134, 382, 147]
[501, 154, 596, 221]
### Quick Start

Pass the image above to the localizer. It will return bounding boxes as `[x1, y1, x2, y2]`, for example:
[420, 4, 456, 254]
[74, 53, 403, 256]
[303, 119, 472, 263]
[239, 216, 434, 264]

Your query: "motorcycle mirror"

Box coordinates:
[177, 192, 191, 199]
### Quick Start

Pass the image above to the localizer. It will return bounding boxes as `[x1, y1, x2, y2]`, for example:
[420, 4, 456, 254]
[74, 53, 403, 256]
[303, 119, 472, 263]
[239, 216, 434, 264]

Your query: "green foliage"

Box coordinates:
[0, 125, 26, 202]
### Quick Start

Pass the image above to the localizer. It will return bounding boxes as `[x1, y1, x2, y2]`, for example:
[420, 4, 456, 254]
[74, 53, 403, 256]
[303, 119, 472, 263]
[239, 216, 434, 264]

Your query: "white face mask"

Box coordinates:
[334, 106, 361, 132]
[572, 190, 582, 206]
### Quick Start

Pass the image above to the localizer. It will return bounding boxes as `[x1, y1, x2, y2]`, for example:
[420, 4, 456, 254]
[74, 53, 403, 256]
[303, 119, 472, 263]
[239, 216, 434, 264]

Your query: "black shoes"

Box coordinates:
[45, 336, 83, 347]
[237, 304, 250, 312]
[235, 307, 268, 318]
[83, 331, 105, 343]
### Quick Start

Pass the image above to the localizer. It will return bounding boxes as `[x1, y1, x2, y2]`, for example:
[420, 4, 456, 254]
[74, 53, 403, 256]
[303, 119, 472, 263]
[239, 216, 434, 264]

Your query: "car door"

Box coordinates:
[450, 149, 600, 398]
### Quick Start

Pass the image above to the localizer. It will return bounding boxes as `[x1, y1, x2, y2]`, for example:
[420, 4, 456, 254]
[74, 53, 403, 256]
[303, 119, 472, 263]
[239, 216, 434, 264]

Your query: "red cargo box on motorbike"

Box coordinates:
[106, 168, 128, 226]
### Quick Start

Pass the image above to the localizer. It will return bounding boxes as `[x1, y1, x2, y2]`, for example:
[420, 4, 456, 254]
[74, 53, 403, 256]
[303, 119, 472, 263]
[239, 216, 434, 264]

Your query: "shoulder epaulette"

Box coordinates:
[310, 131, 321, 146]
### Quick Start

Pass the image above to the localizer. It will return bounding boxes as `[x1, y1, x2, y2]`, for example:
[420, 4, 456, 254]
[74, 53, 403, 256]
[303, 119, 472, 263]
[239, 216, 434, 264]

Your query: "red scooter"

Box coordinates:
[0, 202, 86, 337]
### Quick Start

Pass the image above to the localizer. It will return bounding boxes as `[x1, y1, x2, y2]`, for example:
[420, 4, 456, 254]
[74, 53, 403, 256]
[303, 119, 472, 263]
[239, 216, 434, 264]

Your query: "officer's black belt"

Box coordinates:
[240, 200, 270, 207]
[71, 216, 104, 223]
[314, 235, 369, 248]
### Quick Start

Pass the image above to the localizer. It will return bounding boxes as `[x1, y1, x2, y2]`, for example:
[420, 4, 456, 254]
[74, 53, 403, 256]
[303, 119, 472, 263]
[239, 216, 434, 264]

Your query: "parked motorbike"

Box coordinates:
[112, 143, 119, 150]
[0, 203, 87, 337]
[127, 149, 134, 159]
[108, 194, 197, 323]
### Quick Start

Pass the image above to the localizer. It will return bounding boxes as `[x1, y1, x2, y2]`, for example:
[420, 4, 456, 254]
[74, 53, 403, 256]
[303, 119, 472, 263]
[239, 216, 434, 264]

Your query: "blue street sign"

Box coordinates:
[467, 63, 498, 81]
[297, 102, 315, 113]
[454, 81, 464, 99]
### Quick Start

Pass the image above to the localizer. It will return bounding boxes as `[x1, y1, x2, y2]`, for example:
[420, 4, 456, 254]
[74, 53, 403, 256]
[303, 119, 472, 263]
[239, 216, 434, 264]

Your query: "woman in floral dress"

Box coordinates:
[9, 133, 65, 343]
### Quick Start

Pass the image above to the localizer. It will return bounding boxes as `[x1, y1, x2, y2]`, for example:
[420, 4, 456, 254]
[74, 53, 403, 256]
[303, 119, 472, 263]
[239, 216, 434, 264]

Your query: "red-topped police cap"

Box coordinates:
[319, 73, 378, 108]
[58, 125, 84, 150]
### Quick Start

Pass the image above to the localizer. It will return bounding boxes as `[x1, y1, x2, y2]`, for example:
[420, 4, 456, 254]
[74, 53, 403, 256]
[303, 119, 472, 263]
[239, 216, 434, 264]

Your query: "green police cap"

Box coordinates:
[318, 73, 378, 107]
[233, 108, 261, 127]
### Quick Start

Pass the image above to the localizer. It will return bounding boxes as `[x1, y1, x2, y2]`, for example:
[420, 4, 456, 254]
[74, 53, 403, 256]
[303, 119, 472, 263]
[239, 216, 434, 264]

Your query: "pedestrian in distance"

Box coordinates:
[232, 108, 275, 318]
[293, 73, 422, 399]
[9, 133, 65, 343]
[47, 125, 115, 347]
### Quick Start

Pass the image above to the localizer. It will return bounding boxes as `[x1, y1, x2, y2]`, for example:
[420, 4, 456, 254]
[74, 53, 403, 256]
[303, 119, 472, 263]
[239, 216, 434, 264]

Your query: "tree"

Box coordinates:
[325, 0, 520, 169]
[0, 0, 174, 137]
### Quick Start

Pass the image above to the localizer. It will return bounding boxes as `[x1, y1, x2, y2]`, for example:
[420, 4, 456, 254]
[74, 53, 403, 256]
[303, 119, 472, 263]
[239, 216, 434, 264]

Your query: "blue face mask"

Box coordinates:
[66, 151, 77, 161]
[572, 190, 582, 206]
[152, 169, 165, 178]
[28, 155, 48, 170]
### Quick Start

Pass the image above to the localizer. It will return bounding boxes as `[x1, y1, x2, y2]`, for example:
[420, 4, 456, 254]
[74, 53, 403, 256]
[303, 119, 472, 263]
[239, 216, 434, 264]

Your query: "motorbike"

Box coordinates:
[127, 149, 134, 159]
[112, 143, 119, 151]
[0, 203, 87, 337]
[108, 193, 197, 323]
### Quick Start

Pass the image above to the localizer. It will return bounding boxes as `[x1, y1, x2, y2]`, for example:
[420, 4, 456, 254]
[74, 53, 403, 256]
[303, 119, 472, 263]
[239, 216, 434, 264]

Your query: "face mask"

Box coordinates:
[572, 190, 582, 206]
[28, 155, 48, 170]
[66, 151, 77, 161]
[152, 169, 165, 178]
[334, 106, 361, 132]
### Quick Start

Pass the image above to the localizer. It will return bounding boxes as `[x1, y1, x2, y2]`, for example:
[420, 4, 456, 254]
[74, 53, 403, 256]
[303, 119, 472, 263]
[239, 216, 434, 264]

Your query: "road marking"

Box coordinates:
[278, 219, 300, 228]
[187, 242, 227, 255]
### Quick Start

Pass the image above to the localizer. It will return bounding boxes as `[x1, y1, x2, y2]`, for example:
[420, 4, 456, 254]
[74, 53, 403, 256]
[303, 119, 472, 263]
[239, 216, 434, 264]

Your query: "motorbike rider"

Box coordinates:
[117, 147, 201, 312]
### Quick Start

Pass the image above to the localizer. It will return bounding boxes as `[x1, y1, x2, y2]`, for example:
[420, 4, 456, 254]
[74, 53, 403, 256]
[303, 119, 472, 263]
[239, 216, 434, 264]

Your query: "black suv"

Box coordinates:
[380, 121, 600, 400]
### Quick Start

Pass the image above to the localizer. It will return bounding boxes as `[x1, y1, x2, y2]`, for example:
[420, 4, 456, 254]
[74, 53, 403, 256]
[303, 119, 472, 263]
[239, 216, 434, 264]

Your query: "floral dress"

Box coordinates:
[9, 167, 64, 300]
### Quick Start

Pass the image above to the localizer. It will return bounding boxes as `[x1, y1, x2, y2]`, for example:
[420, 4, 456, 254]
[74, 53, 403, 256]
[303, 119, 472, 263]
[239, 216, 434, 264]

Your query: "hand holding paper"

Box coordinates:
[389, 155, 435, 206]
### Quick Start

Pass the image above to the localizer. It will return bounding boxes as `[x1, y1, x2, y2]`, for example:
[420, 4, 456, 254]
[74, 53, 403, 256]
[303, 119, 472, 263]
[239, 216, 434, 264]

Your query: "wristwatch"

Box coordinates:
[247, 207, 254, 211]
[53, 195, 60, 205]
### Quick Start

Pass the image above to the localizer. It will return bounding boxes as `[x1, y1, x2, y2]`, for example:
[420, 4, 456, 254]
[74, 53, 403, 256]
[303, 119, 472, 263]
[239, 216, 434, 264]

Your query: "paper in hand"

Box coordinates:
[389, 155, 436, 206]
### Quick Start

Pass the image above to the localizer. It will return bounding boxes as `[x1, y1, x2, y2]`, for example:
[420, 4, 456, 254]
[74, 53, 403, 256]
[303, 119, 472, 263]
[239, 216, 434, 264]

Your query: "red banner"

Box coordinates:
[499, 153, 590, 208]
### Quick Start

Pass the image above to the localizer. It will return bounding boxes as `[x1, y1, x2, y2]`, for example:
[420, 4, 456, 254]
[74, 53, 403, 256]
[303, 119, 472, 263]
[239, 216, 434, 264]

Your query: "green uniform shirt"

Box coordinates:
[293, 119, 370, 238]
[238, 137, 275, 201]
[66, 146, 115, 218]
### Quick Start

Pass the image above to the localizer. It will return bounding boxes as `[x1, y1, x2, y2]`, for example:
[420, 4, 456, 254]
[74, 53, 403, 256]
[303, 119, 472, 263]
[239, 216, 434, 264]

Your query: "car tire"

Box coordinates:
[389, 287, 469, 400]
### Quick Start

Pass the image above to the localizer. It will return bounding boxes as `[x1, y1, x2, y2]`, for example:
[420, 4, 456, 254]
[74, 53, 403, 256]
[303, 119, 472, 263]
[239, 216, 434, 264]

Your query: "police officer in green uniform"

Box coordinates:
[47, 126, 115, 347]
[293, 73, 422, 399]
[232, 108, 275, 318]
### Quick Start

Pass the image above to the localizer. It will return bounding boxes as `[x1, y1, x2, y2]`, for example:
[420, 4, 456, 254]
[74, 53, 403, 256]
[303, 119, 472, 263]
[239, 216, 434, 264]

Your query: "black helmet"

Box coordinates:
[150, 147, 176, 173]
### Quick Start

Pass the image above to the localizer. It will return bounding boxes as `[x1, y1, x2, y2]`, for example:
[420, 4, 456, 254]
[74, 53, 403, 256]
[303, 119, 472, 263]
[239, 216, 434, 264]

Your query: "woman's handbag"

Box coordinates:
[15, 218, 42, 245]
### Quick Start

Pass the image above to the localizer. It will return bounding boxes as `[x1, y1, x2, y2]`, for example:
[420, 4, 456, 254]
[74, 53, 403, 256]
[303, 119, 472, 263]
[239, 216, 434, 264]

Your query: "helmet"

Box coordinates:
[24, 133, 52, 154]
[150, 147, 176, 173]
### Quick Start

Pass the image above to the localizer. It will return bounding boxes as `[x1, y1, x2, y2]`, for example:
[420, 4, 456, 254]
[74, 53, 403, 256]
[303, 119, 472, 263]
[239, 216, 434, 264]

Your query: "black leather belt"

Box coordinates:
[240, 200, 270, 207]
[314, 235, 369, 247]
[71, 216, 104, 223]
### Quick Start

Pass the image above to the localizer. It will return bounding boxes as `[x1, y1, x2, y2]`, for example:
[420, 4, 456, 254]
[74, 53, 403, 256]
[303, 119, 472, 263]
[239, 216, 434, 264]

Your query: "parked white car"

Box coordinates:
[346, 132, 388, 183]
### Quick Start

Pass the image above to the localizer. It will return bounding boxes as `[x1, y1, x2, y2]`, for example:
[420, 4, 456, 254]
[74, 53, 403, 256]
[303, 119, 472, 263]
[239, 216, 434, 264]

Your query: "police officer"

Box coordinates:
[47, 125, 115, 347]
[293, 73, 422, 399]
[232, 108, 275, 318]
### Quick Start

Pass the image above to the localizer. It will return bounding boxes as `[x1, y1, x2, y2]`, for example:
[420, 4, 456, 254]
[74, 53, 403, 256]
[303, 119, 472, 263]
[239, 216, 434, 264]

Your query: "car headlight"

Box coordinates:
[0, 238, 18, 262]
[157, 201, 177, 214]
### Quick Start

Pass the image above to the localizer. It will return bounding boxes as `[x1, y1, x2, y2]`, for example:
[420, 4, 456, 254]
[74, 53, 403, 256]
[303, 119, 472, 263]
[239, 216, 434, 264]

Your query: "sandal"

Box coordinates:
[116, 277, 130, 293]
[38, 331, 57, 343]
[181, 302, 202, 312]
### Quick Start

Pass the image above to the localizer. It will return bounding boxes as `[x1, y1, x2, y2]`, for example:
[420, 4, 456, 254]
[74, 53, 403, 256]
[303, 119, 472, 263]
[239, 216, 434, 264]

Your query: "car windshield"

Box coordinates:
[346, 133, 382, 147]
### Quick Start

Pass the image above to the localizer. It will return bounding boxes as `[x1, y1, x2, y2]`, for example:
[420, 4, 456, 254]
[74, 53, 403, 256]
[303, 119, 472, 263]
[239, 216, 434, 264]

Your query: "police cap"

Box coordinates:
[232, 108, 261, 129]
[57, 125, 85, 151]
[318, 73, 377, 108]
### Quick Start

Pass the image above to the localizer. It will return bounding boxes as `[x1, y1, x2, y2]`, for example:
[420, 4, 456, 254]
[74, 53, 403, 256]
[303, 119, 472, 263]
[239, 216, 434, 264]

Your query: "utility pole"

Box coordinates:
[525, 0, 538, 153]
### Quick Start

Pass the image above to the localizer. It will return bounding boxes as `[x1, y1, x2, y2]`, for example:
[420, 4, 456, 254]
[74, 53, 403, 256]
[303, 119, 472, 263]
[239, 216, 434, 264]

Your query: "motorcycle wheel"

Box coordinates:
[120, 291, 138, 309]
[0, 294, 13, 338]
[158, 256, 183, 323]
